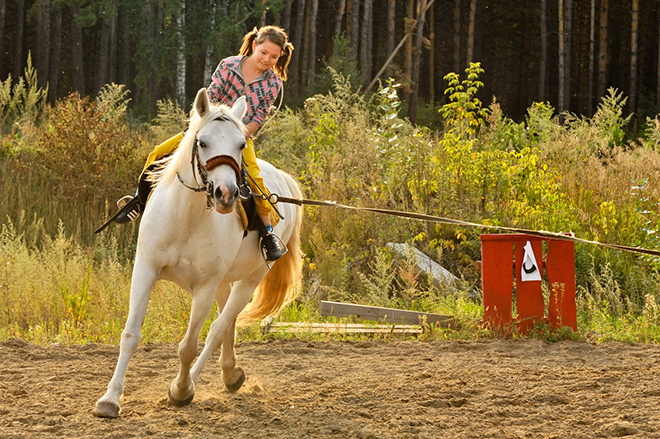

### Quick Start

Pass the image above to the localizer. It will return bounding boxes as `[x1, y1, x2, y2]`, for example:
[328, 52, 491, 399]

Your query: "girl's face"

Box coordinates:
[251, 39, 282, 71]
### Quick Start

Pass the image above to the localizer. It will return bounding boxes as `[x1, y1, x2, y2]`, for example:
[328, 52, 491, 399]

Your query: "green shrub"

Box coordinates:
[3, 60, 660, 344]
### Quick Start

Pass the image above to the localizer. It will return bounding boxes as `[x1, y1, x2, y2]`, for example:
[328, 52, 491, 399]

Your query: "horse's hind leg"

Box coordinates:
[191, 283, 242, 390]
[191, 271, 267, 392]
[213, 285, 243, 392]
[219, 319, 244, 392]
[93, 262, 157, 418]
[168, 287, 216, 406]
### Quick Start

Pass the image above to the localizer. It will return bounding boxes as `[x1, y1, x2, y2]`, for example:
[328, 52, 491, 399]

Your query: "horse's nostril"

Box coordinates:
[214, 186, 223, 200]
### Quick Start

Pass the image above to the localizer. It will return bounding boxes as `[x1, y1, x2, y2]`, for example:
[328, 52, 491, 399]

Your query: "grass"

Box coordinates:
[2, 66, 660, 346]
[1, 197, 659, 346]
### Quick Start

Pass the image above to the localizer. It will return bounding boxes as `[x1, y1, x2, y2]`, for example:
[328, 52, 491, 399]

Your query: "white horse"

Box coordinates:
[93, 89, 303, 418]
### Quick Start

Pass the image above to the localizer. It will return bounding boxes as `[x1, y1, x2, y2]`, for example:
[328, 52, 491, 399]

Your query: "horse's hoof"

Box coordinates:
[92, 400, 120, 418]
[224, 368, 246, 393]
[168, 388, 195, 407]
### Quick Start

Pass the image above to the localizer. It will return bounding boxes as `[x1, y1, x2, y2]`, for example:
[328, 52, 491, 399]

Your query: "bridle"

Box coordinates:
[176, 116, 245, 203]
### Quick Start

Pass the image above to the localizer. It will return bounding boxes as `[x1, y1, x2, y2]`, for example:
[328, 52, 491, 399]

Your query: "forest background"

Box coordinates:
[2, 0, 660, 344]
[2, 0, 660, 122]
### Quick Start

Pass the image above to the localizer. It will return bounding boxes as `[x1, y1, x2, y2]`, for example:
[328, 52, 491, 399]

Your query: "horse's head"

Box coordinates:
[192, 88, 247, 214]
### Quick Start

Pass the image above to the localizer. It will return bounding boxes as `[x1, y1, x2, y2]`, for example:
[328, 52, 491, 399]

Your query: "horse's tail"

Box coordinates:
[237, 172, 303, 326]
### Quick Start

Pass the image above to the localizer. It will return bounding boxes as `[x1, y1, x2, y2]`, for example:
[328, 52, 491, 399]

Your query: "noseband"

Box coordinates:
[205, 154, 242, 183]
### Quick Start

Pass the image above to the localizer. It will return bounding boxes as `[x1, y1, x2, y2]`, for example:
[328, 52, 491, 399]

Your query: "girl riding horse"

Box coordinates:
[114, 25, 294, 262]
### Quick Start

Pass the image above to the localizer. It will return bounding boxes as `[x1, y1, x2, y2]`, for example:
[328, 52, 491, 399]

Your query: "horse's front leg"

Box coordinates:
[168, 287, 216, 406]
[191, 270, 267, 392]
[93, 262, 157, 418]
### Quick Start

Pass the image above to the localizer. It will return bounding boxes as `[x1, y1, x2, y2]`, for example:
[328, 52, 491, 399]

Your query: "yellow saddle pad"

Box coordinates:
[235, 198, 281, 232]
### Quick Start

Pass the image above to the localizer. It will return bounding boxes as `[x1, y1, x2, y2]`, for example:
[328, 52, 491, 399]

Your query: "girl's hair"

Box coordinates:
[239, 25, 294, 81]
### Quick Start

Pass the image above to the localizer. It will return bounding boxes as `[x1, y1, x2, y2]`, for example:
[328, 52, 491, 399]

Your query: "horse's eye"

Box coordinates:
[197, 139, 207, 148]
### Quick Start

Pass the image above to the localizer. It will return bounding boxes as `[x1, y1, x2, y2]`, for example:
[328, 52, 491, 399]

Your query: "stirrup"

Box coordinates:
[117, 195, 134, 209]
[94, 195, 142, 233]
[113, 196, 143, 224]
[260, 232, 288, 265]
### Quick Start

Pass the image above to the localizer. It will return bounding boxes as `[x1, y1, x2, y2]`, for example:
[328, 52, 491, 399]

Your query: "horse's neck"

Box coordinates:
[150, 178, 207, 227]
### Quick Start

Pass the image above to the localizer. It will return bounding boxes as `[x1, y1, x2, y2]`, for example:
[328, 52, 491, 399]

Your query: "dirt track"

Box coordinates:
[1, 337, 660, 438]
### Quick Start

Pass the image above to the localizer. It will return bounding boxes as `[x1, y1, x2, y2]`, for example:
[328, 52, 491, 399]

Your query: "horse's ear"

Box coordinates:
[194, 88, 210, 117]
[231, 96, 247, 121]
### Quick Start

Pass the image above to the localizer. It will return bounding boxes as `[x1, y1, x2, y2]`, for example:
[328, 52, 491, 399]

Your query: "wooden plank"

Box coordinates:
[514, 239, 544, 334]
[481, 237, 513, 329]
[546, 240, 577, 331]
[319, 301, 458, 328]
[262, 322, 423, 335]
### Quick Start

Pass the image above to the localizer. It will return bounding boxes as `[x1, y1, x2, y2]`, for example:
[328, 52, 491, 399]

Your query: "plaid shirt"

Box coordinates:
[207, 56, 282, 128]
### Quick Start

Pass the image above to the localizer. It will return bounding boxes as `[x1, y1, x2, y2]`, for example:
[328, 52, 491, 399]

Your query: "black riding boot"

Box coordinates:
[258, 222, 284, 262]
[113, 170, 154, 224]
[114, 195, 144, 223]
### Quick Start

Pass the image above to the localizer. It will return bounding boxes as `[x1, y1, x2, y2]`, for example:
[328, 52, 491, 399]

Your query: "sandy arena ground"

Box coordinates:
[1, 337, 660, 438]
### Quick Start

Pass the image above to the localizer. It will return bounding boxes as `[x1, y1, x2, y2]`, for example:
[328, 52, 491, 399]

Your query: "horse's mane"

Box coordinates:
[148, 103, 248, 188]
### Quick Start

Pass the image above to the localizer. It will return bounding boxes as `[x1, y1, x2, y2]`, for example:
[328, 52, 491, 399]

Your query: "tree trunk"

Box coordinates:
[109, 3, 118, 84]
[70, 5, 85, 94]
[629, 0, 638, 113]
[346, 0, 354, 51]
[204, 3, 218, 85]
[453, 0, 461, 72]
[334, 0, 345, 40]
[258, 0, 267, 28]
[36, 0, 51, 89]
[281, 1, 292, 30]
[597, 0, 609, 100]
[466, 0, 477, 65]
[408, 0, 428, 124]
[0, 0, 5, 72]
[176, 1, 186, 107]
[558, 0, 565, 112]
[386, 0, 395, 77]
[97, 9, 111, 93]
[47, 5, 62, 102]
[403, 0, 413, 100]
[289, 0, 305, 99]
[13, 0, 25, 80]
[587, 0, 595, 115]
[517, 0, 531, 116]
[429, 3, 435, 104]
[539, 0, 547, 100]
[301, 0, 311, 88]
[564, 0, 572, 110]
[117, 4, 131, 88]
[360, 0, 372, 85]
[350, 0, 360, 63]
[308, 0, 318, 86]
